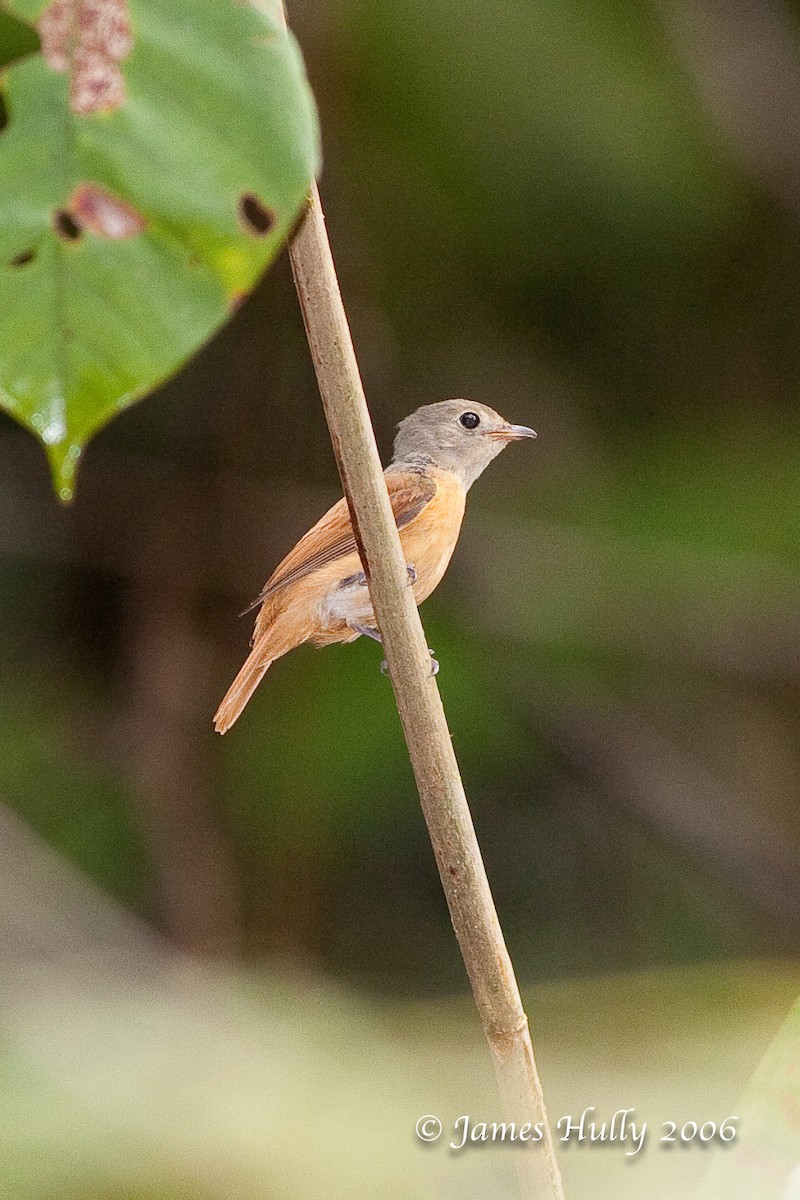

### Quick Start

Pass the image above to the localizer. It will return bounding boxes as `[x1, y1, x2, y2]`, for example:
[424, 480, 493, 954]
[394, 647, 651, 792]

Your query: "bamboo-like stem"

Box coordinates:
[278, 18, 564, 1199]
[288, 185, 564, 1200]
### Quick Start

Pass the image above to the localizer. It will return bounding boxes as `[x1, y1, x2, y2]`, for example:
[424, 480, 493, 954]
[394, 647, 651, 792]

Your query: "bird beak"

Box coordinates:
[487, 424, 537, 441]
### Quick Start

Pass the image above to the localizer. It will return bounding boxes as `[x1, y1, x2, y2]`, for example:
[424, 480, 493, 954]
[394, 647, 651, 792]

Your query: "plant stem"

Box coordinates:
[278, 16, 564, 1197]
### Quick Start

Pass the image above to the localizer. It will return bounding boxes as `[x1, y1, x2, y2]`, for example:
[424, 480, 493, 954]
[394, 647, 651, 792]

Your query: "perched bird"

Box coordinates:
[214, 399, 536, 732]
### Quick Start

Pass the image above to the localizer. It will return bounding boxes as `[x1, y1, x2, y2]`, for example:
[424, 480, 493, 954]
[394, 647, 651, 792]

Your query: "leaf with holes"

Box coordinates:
[0, 0, 318, 499]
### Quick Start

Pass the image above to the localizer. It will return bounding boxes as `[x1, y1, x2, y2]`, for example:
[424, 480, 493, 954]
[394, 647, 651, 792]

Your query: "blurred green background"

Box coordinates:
[2, 0, 800, 1196]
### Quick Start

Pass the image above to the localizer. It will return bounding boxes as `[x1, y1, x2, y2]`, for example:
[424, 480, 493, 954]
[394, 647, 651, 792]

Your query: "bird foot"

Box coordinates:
[342, 566, 415, 590]
[380, 649, 439, 677]
[339, 570, 367, 589]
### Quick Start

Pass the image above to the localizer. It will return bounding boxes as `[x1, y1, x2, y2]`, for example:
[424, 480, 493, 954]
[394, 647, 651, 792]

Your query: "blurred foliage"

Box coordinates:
[701, 991, 800, 1200]
[0, 0, 318, 497]
[344, 0, 741, 276]
[0, 892, 796, 1200]
[0, 0, 798, 1014]
[2, 0, 800, 1195]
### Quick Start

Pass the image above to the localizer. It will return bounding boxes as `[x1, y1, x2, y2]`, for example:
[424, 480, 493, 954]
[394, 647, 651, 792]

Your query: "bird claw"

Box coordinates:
[339, 570, 367, 589]
[380, 650, 439, 677]
[343, 566, 415, 589]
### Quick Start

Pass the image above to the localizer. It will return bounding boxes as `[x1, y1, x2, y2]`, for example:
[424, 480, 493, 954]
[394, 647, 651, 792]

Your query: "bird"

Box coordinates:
[213, 399, 536, 733]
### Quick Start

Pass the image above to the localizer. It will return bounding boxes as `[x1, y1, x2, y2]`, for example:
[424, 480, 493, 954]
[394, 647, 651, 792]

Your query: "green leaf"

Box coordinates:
[0, 0, 318, 499]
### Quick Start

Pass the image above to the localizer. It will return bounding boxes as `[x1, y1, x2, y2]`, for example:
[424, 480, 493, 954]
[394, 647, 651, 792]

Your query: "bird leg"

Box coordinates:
[349, 622, 382, 642]
[340, 564, 416, 588]
[348, 622, 390, 674]
[348, 617, 437, 677]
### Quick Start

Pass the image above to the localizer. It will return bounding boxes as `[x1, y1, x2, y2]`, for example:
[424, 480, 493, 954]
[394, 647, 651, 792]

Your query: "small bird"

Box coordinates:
[214, 399, 536, 732]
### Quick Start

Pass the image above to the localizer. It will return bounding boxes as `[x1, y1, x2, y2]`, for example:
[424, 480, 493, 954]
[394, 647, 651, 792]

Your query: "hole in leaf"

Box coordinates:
[54, 210, 82, 240]
[0, 10, 40, 72]
[239, 193, 276, 236]
[10, 249, 36, 267]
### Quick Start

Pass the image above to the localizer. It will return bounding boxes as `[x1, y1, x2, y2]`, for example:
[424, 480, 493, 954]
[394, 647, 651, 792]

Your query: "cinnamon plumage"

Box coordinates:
[214, 399, 536, 732]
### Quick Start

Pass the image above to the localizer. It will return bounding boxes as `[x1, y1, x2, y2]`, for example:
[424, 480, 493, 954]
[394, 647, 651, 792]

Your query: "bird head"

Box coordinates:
[392, 399, 536, 489]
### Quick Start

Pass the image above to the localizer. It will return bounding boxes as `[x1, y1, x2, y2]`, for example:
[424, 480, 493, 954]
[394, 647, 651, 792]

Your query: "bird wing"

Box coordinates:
[245, 468, 437, 611]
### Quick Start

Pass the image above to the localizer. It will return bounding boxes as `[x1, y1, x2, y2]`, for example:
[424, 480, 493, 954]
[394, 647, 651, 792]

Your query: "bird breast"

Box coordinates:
[321, 466, 467, 633]
[400, 467, 467, 602]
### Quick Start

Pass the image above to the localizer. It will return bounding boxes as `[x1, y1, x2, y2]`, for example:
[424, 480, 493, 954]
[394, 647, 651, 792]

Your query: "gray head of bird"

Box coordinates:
[392, 399, 537, 489]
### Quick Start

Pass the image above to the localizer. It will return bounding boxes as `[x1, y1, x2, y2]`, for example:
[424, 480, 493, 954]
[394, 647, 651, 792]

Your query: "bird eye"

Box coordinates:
[459, 411, 480, 430]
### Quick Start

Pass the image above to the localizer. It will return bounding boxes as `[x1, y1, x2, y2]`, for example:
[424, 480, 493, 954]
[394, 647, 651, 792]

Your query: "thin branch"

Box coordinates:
[277, 13, 564, 1196]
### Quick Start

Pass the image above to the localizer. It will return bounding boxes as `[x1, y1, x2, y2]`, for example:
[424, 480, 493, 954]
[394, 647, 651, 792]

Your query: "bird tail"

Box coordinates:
[213, 651, 272, 734]
[214, 608, 313, 734]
